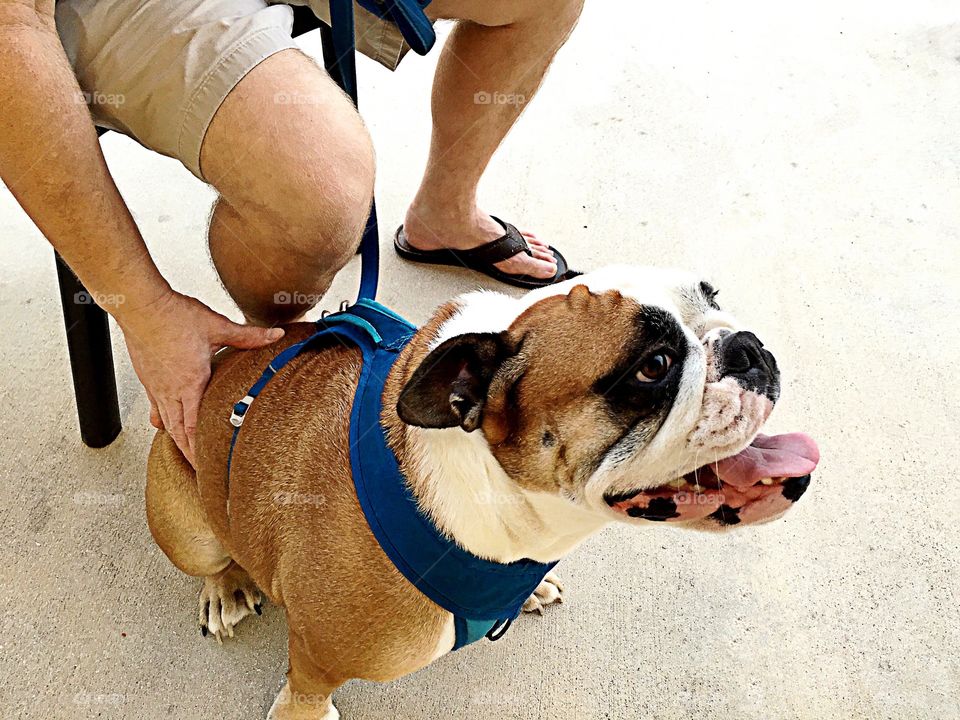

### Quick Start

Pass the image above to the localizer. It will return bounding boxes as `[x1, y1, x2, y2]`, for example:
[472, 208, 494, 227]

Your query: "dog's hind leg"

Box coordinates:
[147, 430, 228, 577]
[146, 431, 262, 641]
[268, 631, 343, 720]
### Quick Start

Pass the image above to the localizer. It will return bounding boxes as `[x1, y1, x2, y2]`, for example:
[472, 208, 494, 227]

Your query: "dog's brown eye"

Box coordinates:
[637, 352, 673, 382]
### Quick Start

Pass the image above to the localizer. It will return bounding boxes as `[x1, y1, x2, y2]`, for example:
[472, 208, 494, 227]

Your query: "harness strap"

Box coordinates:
[224, 302, 399, 510]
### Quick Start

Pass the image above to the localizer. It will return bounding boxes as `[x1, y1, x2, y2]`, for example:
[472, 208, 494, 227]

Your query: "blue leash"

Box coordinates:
[327, 0, 358, 103]
[227, 0, 439, 474]
[226, 0, 375, 471]
[223, 5, 553, 648]
[327, 0, 437, 301]
[327, 0, 380, 302]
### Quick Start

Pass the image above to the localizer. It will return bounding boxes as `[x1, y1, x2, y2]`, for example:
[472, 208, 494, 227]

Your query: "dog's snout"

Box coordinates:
[720, 331, 780, 401]
[722, 331, 769, 374]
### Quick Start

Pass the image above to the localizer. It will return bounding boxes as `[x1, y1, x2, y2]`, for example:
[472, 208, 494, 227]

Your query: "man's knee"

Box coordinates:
[268, 126, 376, 275]
[204, 49, 376, 279]
[209, 124, 375, 324]
[223, 126, 375, 287]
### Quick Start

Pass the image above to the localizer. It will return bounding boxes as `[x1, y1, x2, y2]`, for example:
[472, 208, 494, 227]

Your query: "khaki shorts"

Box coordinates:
[55, 0, 417, 179]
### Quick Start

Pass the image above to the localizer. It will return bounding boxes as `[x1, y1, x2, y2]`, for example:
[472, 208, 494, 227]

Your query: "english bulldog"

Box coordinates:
[146, 265, 819, 719]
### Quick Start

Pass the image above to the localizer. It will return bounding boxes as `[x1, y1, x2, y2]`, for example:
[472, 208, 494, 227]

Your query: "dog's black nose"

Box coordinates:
[722, 331, 770, 374]
[720, 331, 780, 401]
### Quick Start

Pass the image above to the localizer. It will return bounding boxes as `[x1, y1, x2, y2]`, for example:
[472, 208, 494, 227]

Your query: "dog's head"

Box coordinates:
[397, 266, 818, 531]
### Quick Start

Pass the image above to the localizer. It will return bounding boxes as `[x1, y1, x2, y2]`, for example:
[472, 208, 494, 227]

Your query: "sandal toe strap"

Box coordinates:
[456, 217, 532, 265]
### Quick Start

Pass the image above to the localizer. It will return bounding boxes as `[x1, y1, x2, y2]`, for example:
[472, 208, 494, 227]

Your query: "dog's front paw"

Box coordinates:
[522, 572, 565, 615]
[198, 562, 262, 643]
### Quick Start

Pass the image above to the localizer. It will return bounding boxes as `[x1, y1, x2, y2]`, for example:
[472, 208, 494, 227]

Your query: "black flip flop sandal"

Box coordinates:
[394, 216, 581, 290]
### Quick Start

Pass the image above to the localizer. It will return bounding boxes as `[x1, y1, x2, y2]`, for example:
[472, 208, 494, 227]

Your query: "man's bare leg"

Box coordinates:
[404, 0, 585, 280]
[200, 50, 375, 325]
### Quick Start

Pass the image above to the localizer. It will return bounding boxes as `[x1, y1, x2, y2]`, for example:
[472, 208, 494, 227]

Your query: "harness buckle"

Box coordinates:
[320, 300, 351, 319]
[229, 395, 255, 428]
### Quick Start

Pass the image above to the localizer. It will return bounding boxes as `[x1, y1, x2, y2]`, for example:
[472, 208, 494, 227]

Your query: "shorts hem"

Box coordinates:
[178, 25, 297, 180]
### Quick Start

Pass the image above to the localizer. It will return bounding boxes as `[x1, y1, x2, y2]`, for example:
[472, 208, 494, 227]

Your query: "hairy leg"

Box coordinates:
[403, 0, 585, 279]
[200, 49, 375, 325]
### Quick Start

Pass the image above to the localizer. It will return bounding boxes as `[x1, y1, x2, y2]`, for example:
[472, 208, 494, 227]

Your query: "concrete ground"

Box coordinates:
[2, 2, 958, 718]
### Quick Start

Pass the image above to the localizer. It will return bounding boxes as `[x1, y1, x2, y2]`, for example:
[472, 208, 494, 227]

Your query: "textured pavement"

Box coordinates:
[1, 2, 958, 718]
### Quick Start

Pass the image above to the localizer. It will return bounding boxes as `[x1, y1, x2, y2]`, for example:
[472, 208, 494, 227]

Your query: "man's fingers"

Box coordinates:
[160, 400, 194, 466]
[181, 391, 202, 465]
[145, 388, 163, 429]
[157, 403, 173, 443]
[215, 319, 284, 350]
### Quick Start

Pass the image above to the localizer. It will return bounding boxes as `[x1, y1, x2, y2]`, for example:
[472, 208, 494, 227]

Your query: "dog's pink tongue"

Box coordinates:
[712, 433, 820, 488]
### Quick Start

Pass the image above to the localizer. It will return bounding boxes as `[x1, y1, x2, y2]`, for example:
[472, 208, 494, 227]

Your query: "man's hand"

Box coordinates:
[119, 291, 284, 466]
[2, 4, 286, 464]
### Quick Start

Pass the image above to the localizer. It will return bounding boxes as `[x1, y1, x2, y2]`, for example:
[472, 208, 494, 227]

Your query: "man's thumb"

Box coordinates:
[217, 321, 285, 350]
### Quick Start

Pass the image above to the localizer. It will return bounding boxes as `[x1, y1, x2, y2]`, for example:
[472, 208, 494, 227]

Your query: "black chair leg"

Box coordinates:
[55, 252, 122, 448]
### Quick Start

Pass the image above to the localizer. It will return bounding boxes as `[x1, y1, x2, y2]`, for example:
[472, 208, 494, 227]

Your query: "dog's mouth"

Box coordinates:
[603, 433, 820, 526]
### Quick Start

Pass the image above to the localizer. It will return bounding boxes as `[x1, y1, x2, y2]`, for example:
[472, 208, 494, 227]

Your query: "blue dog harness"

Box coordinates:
[225, 300, 555, 648]
[225, 300, 556, 649]
[224, 4, 555, 650]
[224, 300, 557, 650]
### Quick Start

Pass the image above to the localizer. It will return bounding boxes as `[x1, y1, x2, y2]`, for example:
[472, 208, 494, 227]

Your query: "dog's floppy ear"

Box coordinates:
[397, 332, 519, 432]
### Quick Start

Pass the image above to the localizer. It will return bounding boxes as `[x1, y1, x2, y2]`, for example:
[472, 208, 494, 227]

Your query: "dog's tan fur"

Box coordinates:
[146, 269, 798, 719]
[146, 287, 677, 716]
[147, 303, 466, 718]
[476, 286, 646, 494]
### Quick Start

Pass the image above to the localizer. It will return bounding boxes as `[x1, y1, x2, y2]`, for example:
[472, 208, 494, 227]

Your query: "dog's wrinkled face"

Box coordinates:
[398, 266, 818, 531]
